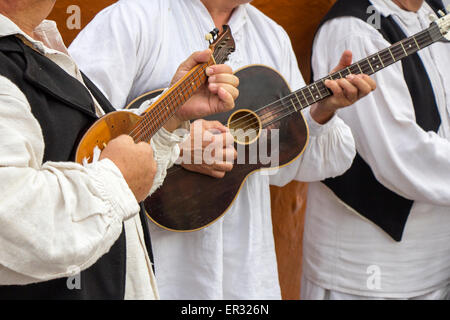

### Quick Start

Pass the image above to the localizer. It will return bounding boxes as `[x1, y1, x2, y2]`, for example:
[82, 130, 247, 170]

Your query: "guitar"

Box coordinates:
[75, 26, 235, 164]
[145, 11, 450, 232]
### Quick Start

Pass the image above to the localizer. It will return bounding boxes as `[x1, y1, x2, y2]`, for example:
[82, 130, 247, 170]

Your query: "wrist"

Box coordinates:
[163, 115, 183, 132]
[310, 102, 336, 124]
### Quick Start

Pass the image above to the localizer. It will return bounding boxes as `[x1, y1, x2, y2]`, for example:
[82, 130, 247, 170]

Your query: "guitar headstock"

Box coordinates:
[433, 8, 450, 41]
[206, 25, 236, 64]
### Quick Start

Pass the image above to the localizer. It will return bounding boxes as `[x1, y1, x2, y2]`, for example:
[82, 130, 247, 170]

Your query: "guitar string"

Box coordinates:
[129, 49, 231, 142]
[164, 27, 439, 175]
[256, 27, 440, 129]
[219, 28, 435, 135]
[132, 25, 435, 142]
[129, 26, 438, 161]
[129, 63, 210, 142]
[129, 63, 211, 142]
[226, 28, 437, 133]
[127, 47, 231, 141]
[163, 30, 437, 176]
[238, 28, 436, 130]
[254, 29, 435, 129]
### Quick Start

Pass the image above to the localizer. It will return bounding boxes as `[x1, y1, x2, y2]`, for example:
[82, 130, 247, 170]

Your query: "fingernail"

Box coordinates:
[208, 75, 216, 83]
[346, 74, 355, 80]
[206, 67, 214, 76]
[209, 83, 218, 91]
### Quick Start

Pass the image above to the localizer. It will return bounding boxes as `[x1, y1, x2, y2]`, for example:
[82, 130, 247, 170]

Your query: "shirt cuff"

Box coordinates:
[303, 106, 339, 137]
[153, 120, 191, 148]
[88, 158, 140, 221]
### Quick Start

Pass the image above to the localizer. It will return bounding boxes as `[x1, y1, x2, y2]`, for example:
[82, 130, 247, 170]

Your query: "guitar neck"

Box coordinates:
[132, 58, 215, 143]
[288, 23, 442, 112]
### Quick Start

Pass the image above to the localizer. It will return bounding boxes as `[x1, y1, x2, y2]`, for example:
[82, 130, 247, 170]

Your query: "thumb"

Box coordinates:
[331, 50, 353, 73]
[203, 120, 229, 133]
[178, 49, 212, 73]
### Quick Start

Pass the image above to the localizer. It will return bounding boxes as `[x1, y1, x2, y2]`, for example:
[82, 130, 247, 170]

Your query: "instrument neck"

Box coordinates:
[258, 23, 441, 129]
[132, 58, 216, 143]
[295, 23, 440, 112]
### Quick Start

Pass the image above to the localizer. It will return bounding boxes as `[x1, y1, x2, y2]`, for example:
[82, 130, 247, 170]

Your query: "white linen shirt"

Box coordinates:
[306, 0, 450, 298]
[0, 14, 186, 299]
[70, 0, 356, 300]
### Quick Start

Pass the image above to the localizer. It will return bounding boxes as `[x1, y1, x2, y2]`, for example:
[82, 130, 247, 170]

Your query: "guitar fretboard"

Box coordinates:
[261, 22, 442, 127]
[131, 60, 214, 143]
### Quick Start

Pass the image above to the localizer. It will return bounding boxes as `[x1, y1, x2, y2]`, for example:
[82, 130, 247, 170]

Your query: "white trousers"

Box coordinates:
[301, 276, 450, 300]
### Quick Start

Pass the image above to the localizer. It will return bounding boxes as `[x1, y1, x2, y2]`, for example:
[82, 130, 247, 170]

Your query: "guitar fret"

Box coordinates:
[293, 91, 303, 109]
[311, 84, 322, 99]
[366, 58, 375, 73]
[400, 42, 408, 56]
[377, 53, 385, 67]
[413, 36, 421, 49]
[356, 62, 364, 74]
[307, 86, 318, 102]
[290, 98, 298, 112]
[388, 47, 396, 62]
[301, 89, 310, 105]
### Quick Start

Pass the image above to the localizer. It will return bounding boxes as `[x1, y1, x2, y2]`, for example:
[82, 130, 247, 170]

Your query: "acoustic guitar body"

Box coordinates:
[145, 65, 309, 231]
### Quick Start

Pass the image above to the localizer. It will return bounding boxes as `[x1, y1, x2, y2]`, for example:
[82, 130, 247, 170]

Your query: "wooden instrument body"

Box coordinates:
[75, 91, 171, 164]
[75, 111, 142, 164]
[145, 65, 309, 231]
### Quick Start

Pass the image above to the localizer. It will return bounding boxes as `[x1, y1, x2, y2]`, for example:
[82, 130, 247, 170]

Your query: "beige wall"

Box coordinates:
[48, 0, 336, 300]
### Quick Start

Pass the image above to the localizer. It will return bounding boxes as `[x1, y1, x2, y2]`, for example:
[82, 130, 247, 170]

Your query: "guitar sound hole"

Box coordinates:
[227, 109, 262, 145]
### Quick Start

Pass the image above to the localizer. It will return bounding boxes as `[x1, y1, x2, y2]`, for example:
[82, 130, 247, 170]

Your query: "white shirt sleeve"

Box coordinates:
[0, 77, 140, 285]
[269, 25, 356, 186]
[312, 17, 450, 206]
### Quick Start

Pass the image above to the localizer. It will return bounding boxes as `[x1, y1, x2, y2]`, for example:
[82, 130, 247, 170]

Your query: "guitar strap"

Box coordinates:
[312, 0, 442, 241]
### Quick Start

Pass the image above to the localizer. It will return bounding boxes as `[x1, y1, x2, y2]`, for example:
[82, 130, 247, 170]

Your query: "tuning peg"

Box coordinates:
[429, 14, 438, 21]
[438, 9, 446, 17]
[205, 33, 213, 41]
[447, 5, 450, 13]
[205, 28, 220, 43]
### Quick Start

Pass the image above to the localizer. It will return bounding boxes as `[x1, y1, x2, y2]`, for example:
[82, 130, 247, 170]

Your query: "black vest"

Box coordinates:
[0, 35, 136, 299]
[314, 0, 443, 241]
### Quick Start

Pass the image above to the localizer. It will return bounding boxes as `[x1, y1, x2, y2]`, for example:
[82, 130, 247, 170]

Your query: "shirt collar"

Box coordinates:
[228, 4, 249, 34]
[369, 0, 434, 25]
[192, 0, 249, 35]
[0, 14, 68, 55]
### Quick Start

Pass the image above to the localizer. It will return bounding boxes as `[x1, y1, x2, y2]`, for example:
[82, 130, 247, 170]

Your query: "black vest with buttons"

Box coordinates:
[313, 0, 443, 241]
[0, 35, 146, 299]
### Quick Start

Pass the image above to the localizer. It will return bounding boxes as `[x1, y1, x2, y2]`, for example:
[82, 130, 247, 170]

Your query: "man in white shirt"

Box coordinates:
[70, 0, 376, 299]
[0, 0, 239, 299]
[304, 0, 450, 299]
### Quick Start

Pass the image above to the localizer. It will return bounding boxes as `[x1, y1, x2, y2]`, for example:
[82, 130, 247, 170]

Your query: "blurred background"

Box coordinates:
[48, 0, 338, 300]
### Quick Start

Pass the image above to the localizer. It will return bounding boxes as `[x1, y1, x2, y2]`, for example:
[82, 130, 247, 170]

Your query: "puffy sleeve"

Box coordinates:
[149, 122, 190, 195]
[311, 17, 450, 206]
[0, 77, 140, 285]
